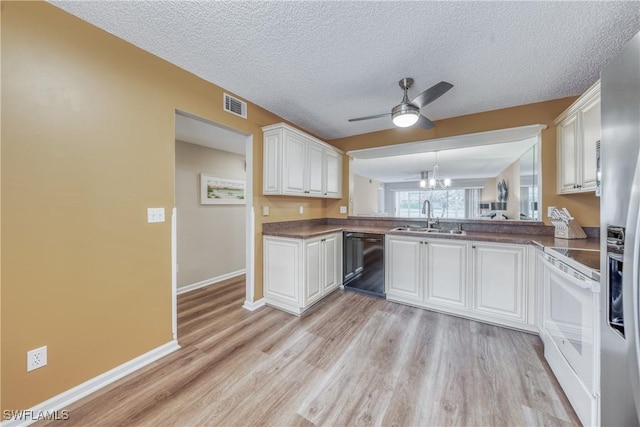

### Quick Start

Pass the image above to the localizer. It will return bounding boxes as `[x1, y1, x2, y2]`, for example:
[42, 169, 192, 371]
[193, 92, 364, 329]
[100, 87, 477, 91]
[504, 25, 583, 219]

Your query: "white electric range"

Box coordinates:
[540, 246, 600, 427]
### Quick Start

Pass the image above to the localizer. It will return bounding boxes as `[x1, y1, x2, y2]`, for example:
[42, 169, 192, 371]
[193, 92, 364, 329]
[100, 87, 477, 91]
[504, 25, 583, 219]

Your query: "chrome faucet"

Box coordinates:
[422, 200, 432, 227]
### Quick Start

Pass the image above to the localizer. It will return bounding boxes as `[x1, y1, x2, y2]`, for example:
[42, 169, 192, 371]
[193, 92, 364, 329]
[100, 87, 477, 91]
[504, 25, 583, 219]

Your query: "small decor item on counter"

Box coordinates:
[497, 179, 508, 202]
[549, 207, 587, 239]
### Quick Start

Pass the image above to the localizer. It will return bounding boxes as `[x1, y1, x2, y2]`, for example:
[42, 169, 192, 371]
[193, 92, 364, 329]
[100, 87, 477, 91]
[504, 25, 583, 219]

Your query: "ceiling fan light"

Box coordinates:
[444, 178, 452, 187]
[429, 178, 436, 188]
[391, 103, 420, 127]
[392, 112, 419, 127]
[419, 179, 427, 188]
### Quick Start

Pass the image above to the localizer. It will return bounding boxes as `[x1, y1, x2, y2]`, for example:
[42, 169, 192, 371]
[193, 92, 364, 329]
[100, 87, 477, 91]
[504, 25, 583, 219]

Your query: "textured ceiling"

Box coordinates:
[50, 1, 640, 140]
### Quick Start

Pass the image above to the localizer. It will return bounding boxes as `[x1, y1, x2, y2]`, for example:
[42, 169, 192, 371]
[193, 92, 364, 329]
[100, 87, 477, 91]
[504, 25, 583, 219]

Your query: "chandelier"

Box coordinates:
[419, 152, 451, 189]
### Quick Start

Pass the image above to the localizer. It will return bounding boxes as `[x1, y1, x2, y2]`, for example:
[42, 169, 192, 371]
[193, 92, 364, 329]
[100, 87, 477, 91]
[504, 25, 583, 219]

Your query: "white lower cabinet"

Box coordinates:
[386, 235, 467, 311]
[426, 239, 468, 309]
[386, 235, 533, 331]
[264, 233, 342, 315]
[386, 236, 423, 300]
[471, 242, 529, 328]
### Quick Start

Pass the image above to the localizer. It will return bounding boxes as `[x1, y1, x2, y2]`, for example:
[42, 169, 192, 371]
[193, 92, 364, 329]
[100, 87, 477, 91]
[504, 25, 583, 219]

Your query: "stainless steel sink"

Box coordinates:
[391, 226, 431, 232]
[444, 230, 467, 235]
[391, 226, 466, 236]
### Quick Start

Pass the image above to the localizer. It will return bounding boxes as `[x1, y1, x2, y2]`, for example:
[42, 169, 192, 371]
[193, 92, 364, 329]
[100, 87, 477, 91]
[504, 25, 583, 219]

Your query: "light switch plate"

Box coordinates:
[262, 206, 270, 216]
[340, 206, 347, 214]
[147, 208, 165, 223]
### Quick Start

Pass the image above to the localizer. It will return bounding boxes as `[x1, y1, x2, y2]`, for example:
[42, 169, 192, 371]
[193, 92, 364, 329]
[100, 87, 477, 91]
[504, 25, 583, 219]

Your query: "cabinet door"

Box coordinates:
[557, 114, 579, 193]
[472, 243, 526, 322]
[323, 149, 342, 198]
[425, 240, 468, 308]
[306, 142, 324, 196]
[304, 238, 323, 307]
[264, 237, 301, 305]
[385, 236, 423, 301]
[283, 132, 307, 195]
[263, 130, 281, 194]
[580, 97, 601, 191]
[322, 234, 339, 293]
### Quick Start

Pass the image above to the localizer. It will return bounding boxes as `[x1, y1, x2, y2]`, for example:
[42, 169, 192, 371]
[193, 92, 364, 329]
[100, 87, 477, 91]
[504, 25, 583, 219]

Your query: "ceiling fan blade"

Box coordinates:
[348, 113, 391, 122]
[416, 115, 435, 130]
[411, 81, 453, 109]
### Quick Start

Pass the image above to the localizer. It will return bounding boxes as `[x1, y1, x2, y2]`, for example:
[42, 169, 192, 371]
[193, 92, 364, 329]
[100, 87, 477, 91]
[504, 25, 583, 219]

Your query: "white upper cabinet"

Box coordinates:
[580, 96, 601, 190]
[262, 123, 343, 198]
[558, 115, 579, 193]
[306, 142, 324, 196]
[283, 131, 307, 195]
[555, 81, 600, 194]
[323, 148, 342, 198]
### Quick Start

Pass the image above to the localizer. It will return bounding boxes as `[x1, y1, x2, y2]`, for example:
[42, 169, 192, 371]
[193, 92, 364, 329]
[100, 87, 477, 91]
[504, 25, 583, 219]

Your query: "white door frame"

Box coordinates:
[172, 111, 257, 341]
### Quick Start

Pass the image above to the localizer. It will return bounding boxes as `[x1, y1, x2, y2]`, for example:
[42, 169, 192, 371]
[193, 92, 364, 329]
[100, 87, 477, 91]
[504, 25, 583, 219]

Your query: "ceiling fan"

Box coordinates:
[348, 78, 453, 129]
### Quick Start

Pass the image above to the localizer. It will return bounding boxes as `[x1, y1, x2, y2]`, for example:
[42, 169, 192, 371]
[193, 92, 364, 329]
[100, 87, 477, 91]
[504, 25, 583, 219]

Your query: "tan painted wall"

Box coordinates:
[330, 98, 601, 227]
[0, 1, 346, 412]
[352, 175, 382, 215]
[175, 142, 246, 288]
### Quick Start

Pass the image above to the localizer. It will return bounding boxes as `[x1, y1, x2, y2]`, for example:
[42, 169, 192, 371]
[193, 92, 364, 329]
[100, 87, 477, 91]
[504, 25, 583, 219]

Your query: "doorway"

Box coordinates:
[172, 110, 255, 340]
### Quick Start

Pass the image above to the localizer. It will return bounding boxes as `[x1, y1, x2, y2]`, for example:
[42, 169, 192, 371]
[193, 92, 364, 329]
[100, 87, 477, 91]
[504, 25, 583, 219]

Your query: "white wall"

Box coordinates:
[352, 174, 383, 215]
[175, 141, 246, 288]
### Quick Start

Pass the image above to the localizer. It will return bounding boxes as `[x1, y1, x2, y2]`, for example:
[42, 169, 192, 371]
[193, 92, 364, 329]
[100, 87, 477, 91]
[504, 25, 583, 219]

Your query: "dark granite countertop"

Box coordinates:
[262, 220, 600, 250]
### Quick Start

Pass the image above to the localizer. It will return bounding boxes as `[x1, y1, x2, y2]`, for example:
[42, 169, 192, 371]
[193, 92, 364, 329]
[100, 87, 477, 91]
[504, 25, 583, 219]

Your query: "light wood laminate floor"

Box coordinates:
[41, 276, 580, 426]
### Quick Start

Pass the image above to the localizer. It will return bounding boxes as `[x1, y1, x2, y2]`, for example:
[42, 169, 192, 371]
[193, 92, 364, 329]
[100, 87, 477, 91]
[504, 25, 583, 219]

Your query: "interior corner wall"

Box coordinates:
[175, 141, 246, 288]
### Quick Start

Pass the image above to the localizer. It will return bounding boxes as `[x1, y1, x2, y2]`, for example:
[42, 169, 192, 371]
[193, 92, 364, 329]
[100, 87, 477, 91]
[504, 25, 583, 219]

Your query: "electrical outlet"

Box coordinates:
[299, 206, 304, 214]
[147, 208, 165, 223]
[547, 206, 556, 217]
[27, 346, 47, 372]
[340, 206, 347, 214]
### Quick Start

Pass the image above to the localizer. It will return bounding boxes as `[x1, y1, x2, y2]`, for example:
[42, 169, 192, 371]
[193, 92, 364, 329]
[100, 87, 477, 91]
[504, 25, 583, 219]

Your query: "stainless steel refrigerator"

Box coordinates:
[601, 30, 640, 426]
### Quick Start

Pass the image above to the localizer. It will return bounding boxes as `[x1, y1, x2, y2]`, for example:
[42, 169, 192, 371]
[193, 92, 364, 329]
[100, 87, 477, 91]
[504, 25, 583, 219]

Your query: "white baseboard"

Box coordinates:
[1, 340, 180, 427]
[177, 269, 246, 295]
[242, 298, 265, 311]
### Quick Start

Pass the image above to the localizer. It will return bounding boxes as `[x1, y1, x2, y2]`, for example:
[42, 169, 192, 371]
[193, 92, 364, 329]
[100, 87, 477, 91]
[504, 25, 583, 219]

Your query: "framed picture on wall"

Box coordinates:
[200, 174, 246, 205]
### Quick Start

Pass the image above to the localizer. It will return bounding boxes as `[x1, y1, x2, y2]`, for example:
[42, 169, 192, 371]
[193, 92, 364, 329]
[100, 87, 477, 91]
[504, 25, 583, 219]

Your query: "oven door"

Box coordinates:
[542, 254, 600, 394]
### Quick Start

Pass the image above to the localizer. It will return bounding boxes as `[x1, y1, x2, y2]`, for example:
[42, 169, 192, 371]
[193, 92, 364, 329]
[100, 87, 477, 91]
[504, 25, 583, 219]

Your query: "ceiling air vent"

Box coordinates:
[223, 93, 247, 119]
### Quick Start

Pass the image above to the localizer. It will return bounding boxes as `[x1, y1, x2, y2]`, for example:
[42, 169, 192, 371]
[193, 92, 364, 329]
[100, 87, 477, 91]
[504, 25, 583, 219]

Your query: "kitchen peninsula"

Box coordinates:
[262, 217, 599, 328]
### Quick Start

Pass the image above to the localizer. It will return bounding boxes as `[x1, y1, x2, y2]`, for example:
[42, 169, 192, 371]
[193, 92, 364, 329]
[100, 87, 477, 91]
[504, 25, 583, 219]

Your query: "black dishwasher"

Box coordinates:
[343, 232, 385, 298]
